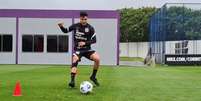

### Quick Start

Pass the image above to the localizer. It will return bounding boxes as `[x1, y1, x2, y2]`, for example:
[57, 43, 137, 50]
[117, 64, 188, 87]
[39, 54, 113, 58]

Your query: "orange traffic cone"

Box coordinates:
[13, 81, 22, 96]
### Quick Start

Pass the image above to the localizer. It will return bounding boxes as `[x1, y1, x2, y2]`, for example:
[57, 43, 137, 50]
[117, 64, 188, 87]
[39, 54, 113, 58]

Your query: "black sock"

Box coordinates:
[71, 73, 76, 82]
[91, 69, 98, 78]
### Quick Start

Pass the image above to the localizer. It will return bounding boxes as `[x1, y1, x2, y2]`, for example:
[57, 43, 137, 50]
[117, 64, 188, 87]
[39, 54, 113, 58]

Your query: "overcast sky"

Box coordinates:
[0, 0, 201, 10]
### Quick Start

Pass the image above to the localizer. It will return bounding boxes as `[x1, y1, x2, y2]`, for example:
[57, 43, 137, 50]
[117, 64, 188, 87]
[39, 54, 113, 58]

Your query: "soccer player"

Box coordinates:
[58, 11, 100, 88]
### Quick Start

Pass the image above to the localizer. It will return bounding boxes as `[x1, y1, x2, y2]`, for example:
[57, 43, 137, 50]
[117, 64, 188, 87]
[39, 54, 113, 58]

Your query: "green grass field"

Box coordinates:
[120, 57, 144, 62]
[1, 65, 201, 101]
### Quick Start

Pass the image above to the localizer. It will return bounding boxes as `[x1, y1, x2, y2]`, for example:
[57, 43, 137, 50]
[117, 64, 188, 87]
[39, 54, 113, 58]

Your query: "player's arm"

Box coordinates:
[85, 27, 96, 45]
[58, 23, 74, 33]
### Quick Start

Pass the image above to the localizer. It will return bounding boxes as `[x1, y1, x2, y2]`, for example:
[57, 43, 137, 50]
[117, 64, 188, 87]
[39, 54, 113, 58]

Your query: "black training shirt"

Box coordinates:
[59, 23, 96, 51]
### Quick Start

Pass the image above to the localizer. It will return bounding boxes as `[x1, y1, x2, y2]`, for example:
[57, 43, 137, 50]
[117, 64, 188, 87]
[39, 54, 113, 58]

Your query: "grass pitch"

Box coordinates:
[0, 65, 201, 101]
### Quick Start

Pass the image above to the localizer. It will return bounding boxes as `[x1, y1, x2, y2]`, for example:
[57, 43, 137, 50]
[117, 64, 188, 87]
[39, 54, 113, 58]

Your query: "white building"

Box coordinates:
[0, 9, 119, 65]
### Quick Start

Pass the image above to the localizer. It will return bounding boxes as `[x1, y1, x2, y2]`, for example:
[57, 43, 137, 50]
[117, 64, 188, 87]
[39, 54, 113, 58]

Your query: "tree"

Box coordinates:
[120, 7, 157, 42]
[165, 6, 201, 41]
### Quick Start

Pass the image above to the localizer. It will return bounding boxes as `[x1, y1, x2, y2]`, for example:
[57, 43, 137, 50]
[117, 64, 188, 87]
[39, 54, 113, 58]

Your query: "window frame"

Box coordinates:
[0, 34, 13, 52]
[47, 35, 69, 53]
[22, 34, 44, 53]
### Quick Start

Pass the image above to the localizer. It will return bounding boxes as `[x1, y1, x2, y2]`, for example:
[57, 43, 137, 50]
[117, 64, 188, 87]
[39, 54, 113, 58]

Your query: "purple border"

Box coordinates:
[16, 17, 19, 64]
[0, 9, 119, 65]
[0, 9, 118, 18]
[72, 10, 118, 18]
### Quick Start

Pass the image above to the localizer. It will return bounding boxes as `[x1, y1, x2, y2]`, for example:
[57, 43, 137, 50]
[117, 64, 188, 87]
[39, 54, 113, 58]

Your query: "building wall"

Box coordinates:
[0, 18, 16, 64]
[120, 42, 149, 58]
[0, 9, 119, 65]
[120, 41, 201, 62]
[165, 40, 201, 54]
[18, 18, 72, 64]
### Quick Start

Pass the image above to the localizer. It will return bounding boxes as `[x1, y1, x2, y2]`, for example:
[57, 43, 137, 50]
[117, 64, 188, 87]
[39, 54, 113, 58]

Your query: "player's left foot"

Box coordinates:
[90, 76, 100, 86]
[68, 81, 75, 88]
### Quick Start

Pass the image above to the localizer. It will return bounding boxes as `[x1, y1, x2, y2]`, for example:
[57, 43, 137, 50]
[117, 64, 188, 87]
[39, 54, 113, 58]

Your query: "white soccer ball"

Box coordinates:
[80, 81, 93, 94]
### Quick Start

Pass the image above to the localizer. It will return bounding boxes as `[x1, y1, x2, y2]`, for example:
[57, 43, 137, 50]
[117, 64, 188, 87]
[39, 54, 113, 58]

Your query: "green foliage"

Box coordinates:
[120, 7, 157, 42]
[161, 6, 201, 41]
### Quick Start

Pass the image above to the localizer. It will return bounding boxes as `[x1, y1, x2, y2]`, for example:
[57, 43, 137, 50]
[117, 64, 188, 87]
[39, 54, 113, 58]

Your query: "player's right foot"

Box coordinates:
[90, 76, 100, 86]
[68, 81, 75, 88]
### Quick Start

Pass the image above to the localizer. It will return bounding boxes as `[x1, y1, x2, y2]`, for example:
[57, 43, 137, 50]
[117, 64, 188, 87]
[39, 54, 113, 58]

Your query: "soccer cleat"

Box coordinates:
[90, 76, 100, 86]
[68, 81, 75, 88]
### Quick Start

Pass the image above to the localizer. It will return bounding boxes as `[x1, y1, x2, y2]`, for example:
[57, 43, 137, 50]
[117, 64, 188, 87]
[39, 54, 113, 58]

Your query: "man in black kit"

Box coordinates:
[58, 12, 100, 88]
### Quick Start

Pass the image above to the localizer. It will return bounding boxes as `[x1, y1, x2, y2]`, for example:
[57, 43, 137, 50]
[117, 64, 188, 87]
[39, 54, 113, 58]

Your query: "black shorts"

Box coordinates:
[73, 50, 95, 61]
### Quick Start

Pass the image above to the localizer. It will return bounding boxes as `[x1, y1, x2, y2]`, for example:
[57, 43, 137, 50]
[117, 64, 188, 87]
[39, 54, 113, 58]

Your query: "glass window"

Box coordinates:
[3, 35, 12, 52]
[59, 35, 68, 52]
[34, 35, 44, 52]
[22, 35, 33, 52]
[47, 35, 57, 52]
[22, 35, 44, 52]
[47, 35, 69, 53]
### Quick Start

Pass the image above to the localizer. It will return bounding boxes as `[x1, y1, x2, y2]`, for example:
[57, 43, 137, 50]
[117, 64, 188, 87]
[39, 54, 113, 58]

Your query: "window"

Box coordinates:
[175, 41, 189, 54]
[22, 35, 33, 52]
[59, 35, 68, 52]
[47, 35, 68, 52]
[34, 35, 44, 52]
[3, 35, 13, 52]
[175, 43, 181, 54]
[47, 35, 57, 52]
[22, 35, 44, 52]
[175, 43, 180, 49]
[0, 34, 13, 52]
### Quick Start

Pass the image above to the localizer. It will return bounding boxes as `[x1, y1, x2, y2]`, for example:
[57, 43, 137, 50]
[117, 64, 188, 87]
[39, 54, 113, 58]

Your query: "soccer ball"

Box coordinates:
[80, 81, 93, 94]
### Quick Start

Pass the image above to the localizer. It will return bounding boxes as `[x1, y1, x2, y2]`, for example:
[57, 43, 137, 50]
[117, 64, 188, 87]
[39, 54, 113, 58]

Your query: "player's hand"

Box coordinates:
[58, 23, 64, 27]
[78, 42, 86, 47]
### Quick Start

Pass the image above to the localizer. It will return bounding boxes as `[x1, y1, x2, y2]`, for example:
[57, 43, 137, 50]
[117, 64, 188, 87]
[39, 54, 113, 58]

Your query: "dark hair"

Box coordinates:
[80, 11, 88, 17]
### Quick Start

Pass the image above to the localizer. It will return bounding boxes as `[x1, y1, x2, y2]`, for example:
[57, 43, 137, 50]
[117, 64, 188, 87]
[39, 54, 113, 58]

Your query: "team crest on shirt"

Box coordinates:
[85, 28, 89, 33]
